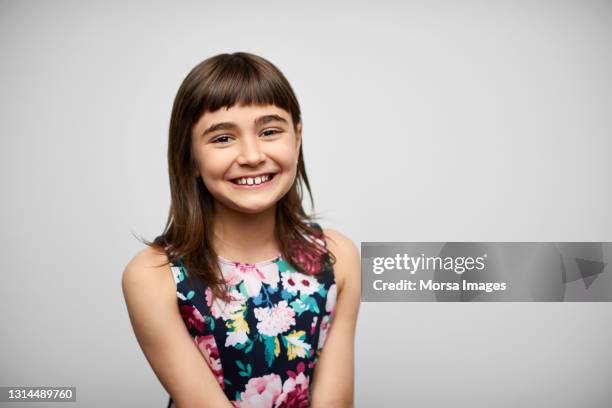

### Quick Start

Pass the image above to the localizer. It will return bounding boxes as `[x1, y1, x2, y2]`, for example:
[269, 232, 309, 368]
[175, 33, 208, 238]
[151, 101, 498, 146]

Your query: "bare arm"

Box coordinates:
[121, 247, 234, 408]
[310, 229, 361, 408]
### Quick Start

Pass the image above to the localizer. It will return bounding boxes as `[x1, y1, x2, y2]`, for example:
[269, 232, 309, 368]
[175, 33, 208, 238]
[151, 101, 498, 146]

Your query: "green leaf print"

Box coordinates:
[290, 298, 309, 316]
[238, 282, 248, 298]
[317, 283, 327, 297]
[263, 335, 277, 367]
[244, 339, 254, 353]
[238, 363, 252, 377]
[235, 360, 245, 371]
[304, 296, 320, 314]
[276, 259, 295, 272]
[186, 290, 195, 300]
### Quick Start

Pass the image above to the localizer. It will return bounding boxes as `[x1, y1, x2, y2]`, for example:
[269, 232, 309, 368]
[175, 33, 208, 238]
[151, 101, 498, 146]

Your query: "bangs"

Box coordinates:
[187, 53, 300, 126]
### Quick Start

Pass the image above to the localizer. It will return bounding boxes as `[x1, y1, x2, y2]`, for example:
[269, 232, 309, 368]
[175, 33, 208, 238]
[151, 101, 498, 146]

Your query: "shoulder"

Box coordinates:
[121, 246, 175, 302]
[322, 228, 357, 255]
[322, 228, 360, 294]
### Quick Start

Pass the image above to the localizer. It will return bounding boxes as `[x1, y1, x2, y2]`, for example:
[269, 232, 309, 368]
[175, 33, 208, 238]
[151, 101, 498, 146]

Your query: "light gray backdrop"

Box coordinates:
[1, 0, 611, 407]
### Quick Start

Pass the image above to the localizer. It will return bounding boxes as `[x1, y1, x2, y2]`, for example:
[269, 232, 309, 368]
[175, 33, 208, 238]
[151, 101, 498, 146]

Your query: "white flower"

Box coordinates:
[254, 300, 296, 337]
[326, 283, 337, 313]
[205, 287, 246, 321]
[281, 271, 300, 294]
[281, 271, 319, 296]
[225, 329, 249, 347]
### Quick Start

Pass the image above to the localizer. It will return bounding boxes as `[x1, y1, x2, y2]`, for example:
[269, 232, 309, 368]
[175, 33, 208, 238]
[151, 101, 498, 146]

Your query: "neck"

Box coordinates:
[212, 202, 280, 263]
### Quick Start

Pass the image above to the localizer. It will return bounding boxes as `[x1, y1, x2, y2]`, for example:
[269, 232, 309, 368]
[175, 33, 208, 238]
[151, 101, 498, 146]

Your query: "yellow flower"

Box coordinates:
[231, 313, 250, 334]
[285, 330, 311, 360]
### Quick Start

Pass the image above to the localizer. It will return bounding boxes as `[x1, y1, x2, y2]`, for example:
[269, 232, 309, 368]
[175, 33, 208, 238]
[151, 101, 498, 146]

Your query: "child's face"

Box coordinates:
[191, 103, 302, 214]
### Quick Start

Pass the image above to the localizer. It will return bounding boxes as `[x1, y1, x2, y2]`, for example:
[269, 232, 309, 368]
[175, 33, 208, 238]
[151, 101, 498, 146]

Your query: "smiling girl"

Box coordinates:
[121, 52, 361, 408]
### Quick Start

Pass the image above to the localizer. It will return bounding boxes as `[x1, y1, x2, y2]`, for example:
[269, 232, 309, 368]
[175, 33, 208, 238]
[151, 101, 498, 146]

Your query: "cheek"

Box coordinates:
[268, 143, 298, 169]
[195, 149, 231, 179]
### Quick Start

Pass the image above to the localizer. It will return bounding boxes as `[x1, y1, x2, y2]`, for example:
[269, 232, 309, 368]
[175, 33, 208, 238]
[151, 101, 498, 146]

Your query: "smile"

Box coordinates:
[230, 173, 277, 188]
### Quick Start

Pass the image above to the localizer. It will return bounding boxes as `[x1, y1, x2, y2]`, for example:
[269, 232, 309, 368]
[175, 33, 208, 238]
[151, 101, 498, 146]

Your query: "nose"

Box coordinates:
[236, 136, 266, 166]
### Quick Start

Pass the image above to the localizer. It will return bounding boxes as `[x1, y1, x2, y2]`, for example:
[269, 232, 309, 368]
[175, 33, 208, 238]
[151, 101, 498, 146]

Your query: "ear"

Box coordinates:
[295, 122, 302, 150]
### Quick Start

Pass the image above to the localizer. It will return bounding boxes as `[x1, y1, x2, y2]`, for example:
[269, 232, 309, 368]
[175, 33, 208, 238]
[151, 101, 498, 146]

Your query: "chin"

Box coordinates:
[235, 206, 274, 215]
[229, 201, 276, 214]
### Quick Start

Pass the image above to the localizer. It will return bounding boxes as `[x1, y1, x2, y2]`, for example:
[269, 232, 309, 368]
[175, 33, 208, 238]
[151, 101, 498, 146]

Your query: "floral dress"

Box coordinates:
[167, 224, 337, 408]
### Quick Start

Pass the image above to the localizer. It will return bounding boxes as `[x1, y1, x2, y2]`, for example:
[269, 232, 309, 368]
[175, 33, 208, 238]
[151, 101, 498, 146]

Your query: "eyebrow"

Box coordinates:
[201, 114, 289, 138]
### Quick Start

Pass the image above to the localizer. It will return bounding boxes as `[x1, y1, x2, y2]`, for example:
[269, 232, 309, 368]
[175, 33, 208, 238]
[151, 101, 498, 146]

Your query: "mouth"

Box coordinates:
[229, 173, 277, 187]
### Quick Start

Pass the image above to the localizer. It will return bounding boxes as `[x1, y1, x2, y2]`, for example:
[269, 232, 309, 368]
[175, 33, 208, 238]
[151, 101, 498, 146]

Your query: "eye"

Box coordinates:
[211, 135, 233, 144]
[261, 129, 282, 137]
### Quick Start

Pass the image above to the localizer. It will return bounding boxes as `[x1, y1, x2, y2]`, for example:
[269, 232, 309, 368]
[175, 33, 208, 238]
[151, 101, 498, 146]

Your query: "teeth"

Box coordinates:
[235, 174, 271, 186]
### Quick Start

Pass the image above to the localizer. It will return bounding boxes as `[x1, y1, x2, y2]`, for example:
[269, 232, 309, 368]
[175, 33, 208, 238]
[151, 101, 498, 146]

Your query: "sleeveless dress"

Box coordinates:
[166, 223, 337, 408]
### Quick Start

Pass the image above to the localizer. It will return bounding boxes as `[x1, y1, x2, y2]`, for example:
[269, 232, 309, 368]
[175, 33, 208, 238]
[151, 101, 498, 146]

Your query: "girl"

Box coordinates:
[122, 52, 361, 408]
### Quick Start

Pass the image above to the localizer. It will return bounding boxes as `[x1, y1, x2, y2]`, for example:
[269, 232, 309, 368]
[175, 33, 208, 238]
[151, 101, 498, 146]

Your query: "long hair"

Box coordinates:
[138, 52, 334, 302]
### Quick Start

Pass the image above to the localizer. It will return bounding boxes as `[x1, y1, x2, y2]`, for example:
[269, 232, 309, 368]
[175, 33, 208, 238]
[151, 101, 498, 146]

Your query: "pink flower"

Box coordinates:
[221, 261, 280, 297]
[254, 301, 296, 337]
[194, 335, 225, 389]
[205, 287, 247, 320]
[275, 363, 310, 408]
[238, 373, 283, 408]
[179, 305, 205, 333]
[310, 316, 318, 336]
[317, 315, 332, 350]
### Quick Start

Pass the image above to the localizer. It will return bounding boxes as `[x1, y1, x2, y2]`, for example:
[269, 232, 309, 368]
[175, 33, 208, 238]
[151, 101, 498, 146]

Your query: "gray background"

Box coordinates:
[1, 0, 611, 407]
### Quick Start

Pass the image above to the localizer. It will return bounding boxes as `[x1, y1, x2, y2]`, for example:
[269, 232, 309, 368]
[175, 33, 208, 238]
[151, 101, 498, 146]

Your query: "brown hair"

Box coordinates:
[137, 52, 334, 302]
